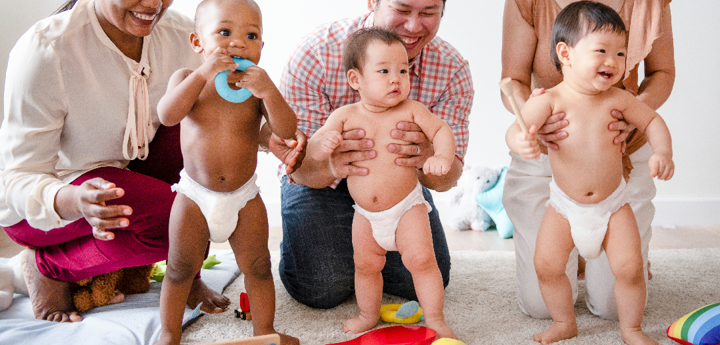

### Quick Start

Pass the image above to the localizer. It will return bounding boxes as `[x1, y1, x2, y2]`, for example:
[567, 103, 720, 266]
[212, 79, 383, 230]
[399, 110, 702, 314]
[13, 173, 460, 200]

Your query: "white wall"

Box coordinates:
[2, 0, 719, 226]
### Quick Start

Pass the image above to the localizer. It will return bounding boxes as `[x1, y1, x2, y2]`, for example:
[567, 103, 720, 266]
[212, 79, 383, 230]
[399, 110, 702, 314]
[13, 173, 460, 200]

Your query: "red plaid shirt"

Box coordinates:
[280, 13, 474, 184]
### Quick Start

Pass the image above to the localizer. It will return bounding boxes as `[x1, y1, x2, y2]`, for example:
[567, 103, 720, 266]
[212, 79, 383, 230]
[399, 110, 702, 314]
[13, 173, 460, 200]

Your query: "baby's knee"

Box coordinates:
[242, 252, 273, 281]
[534, 257, 566, 283]
[165, 258, 202, 283]
[401, 250, 437, 274]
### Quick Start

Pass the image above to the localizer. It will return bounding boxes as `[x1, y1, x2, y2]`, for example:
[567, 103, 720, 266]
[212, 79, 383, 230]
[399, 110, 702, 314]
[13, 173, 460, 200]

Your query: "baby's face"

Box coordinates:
[194, 0, 263, 65]
[565, 30, 627, 92]
[356, 41, 410, 109]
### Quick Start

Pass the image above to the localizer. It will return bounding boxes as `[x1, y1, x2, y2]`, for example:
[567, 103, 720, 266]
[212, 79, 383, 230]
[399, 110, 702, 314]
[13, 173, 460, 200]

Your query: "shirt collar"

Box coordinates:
[86, 0, 151, 74]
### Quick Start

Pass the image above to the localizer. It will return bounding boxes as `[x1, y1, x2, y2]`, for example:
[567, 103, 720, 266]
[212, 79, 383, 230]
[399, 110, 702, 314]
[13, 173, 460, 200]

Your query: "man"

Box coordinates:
[263, 0, 474, 309]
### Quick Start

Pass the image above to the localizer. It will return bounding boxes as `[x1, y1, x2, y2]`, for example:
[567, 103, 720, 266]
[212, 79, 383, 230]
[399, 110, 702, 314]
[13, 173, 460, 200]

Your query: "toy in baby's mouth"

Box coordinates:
[215, 57, 255, 103]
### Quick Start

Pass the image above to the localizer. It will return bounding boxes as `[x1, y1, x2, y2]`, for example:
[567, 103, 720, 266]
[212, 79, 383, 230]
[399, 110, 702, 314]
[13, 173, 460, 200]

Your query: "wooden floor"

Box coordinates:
[2, 224, 719, 259]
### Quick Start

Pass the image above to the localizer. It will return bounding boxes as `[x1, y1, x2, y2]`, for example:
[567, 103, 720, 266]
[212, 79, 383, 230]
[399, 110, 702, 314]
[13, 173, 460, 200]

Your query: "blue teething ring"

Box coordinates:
[215, 57, 255, 103]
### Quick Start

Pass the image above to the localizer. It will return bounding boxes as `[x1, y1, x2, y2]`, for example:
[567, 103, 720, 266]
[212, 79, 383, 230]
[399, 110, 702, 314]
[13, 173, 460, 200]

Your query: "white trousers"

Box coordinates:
[504, 143, 655, 320]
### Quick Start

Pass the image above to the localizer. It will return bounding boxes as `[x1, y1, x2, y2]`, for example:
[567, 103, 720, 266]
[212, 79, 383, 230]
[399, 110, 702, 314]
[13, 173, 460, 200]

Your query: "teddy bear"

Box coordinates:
[70, 264, 154, 312]
[447, 165, 501, 232]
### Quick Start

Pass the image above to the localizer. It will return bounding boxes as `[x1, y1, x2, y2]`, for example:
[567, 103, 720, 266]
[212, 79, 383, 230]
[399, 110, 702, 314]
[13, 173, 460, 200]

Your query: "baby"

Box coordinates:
[506, 2, 673, 345]
[154, 0, 298, 344]
[308, 27, 457, 339]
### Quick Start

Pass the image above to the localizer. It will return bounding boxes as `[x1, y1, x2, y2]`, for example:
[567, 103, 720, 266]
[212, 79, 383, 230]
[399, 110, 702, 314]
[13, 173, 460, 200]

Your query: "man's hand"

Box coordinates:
[268, 129, 307, 175]
[387, 121, 432, 169]
[328, 129, 375, 179]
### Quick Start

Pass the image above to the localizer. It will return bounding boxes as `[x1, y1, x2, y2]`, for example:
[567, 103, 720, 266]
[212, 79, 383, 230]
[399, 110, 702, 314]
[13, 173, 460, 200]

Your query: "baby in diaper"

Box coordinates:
[506, 2, 674, 345]
[154, 0, 300, 344]
[307, 27, 457, 339]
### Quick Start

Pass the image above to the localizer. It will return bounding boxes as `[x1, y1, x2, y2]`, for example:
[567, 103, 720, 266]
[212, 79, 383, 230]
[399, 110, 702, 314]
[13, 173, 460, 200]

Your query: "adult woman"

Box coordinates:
[0, 0, 229, 322]
[501, 0, 674, 320]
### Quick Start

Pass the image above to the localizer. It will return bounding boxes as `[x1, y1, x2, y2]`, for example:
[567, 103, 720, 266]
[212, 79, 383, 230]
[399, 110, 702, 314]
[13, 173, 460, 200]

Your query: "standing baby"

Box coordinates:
[154, 0, 299, 344]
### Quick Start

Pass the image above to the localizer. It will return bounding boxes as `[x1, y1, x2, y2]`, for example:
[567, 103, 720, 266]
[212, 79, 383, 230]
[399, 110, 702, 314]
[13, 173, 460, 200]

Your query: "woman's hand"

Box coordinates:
[56, 179, 132, 241]
[529, 88, 569, 150]
[387, 121, 433, 169]
[328, 129, 376, 179]
[609, 109, 632, 153]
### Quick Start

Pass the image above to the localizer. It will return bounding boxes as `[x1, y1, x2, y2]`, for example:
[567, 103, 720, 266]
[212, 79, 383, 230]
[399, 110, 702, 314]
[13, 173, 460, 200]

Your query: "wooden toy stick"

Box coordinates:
[498, 78, 528, 134]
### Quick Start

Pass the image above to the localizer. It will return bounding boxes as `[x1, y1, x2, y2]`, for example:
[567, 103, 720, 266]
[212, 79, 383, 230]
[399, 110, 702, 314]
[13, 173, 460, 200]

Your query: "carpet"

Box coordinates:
[181, 249, 720, 345]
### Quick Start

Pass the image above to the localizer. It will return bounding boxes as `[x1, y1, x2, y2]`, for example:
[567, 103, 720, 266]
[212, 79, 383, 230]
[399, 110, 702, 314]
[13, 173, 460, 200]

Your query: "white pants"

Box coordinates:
[171, 169, 260, 243]
[504, 143, 654, 320]
[353, 181, 431, 251]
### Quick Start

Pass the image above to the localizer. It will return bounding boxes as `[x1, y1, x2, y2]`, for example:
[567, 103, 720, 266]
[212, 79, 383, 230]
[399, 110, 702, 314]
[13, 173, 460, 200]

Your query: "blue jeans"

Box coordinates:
[278, 177, 451, 309]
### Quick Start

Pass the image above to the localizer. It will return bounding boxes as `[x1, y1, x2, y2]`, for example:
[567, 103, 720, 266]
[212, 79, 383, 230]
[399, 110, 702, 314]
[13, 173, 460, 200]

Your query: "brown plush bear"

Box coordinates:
[71, 264, 154, 313]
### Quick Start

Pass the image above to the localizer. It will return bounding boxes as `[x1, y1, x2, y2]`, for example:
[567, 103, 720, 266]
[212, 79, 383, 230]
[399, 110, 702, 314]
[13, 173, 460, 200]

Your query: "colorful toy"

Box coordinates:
[327, 325, 437, 345]
[235, 292, 252, 320]
[380, 301, 424, 324]
[447, 165, 501, 232]
[215, 57, 255, 103]
[151, 254, 221, 282]
[475, 167, 514, 239]
[667, 302, 720, 345]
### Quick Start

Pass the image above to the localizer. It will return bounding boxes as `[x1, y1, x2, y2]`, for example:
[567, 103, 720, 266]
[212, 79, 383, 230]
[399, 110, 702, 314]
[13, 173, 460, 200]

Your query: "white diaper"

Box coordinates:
[548, 178, 628, 259]
[171, 169, 260, 243]
[353, 181, 432, 251]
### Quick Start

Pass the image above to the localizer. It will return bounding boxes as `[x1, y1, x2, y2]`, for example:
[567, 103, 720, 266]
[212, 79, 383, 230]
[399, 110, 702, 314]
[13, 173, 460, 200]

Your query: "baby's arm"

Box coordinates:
[619, 91, 674, 180]
[505, 94, 552, 159]
[241, 67, 297, 140]
[157, 47, 239, 126]
[408, 102, 455, 176]
[307, 109, 348, 161]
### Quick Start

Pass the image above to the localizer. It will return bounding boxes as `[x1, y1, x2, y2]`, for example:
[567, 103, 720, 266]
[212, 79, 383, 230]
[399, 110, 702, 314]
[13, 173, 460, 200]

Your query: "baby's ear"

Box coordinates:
[190, 33, 204, 54]
[347, 69, 361, 91]
[556, 42, 571, 66]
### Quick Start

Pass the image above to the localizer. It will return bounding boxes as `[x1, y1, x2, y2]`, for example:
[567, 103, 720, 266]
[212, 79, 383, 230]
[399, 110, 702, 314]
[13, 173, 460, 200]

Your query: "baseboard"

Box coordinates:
[264, 197, 720, 228]
[652, 197, 720, 227]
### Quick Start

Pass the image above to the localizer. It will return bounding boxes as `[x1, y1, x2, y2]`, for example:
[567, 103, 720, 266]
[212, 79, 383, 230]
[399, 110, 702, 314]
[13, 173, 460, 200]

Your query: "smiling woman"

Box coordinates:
[0, 0, 230, 323]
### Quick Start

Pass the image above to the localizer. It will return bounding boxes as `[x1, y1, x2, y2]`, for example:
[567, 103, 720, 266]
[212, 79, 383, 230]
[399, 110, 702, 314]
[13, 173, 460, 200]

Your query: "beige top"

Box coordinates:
[514, 0, 671, 177]
[0, 0, 202, 230]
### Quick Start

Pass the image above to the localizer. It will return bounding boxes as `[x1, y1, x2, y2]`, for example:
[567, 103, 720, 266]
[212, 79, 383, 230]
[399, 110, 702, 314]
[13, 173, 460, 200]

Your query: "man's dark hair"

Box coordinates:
[551, 0, 627, 71]
[343, 27, 404, 74]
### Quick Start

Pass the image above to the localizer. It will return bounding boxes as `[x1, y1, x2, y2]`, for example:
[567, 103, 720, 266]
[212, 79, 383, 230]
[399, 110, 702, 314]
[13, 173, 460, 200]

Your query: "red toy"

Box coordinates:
[327, 325, 437, 345]
[234, 292, 252, 320]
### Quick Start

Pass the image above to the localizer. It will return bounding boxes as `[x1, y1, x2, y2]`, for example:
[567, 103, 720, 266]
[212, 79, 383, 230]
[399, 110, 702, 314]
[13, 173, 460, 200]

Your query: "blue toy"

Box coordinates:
[215, 57, 255, 103]
[475, 167, 514, 239]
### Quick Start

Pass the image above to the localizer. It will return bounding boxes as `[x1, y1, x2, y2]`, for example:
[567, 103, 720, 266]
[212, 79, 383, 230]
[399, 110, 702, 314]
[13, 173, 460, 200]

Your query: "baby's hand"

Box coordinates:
[197, 47, 238, 81]
[516, 125, 541, 160]
[310, 131, 343, 161]
[649, 153, 674, 180]
[235, 66, 275, 99]
[423, 156, 452, 176]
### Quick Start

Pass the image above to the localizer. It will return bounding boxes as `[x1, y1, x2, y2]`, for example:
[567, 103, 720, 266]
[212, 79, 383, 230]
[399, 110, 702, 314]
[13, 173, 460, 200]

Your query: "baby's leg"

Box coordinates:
[603, 205, 658, 345]
[157, 194, 211, 345]
[396, 204, 455, 339]
[533, 206, 577, 344]
[343, 211, 386, 334]
[229, 195, 298, 344]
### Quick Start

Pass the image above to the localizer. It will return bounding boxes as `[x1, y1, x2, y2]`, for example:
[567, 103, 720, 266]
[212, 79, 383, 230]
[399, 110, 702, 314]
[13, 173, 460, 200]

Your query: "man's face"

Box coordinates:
[369, 0, 444, 60]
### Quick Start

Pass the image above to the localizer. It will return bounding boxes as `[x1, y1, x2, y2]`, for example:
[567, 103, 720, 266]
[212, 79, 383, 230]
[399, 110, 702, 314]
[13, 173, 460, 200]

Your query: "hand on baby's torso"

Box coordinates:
[547, 88, 625, 203]
[344, 103, 420, 212]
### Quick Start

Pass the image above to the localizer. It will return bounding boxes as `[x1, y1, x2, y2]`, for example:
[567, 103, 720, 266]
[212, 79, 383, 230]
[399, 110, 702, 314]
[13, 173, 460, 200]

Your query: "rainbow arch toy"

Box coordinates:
[667, 302, 720, 345]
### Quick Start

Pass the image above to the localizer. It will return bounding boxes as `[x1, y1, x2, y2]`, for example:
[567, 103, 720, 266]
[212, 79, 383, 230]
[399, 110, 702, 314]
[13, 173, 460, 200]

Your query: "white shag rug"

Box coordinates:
[181, 248, 720, 345]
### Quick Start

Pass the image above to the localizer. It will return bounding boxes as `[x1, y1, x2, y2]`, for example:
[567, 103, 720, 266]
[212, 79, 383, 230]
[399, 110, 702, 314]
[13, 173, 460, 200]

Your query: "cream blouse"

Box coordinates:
[0, 0, 202, 230]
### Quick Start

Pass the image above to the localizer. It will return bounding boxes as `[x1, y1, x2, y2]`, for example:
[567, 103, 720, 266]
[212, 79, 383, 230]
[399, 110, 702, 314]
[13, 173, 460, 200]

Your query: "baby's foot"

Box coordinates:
[533, 321, 577, 344]
[187, 278, 230, 313]
[425, 319, 457, 339]
[343, 314, 379, 334]
[620, 327, 660, 345]
[21, 249, 82, 322]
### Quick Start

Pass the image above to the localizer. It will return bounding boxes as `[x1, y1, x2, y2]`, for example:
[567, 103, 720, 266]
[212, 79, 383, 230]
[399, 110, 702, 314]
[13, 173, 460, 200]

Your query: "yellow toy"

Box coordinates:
[432, 339, 466, 345]
[380, 301, 424, 324]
